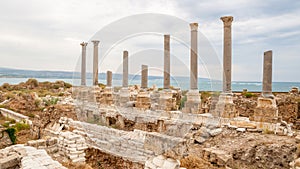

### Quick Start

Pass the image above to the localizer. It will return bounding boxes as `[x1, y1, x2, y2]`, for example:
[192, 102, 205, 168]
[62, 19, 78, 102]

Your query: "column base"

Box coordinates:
[182, 89, 201, 114]
[212, 93, 237, 118]
[136, 90, 151, 109]
[119, 87, 130, 106]
[101, 87, 113, 105]
[158, 89, 176, 111]
[253, 97, 278, 123]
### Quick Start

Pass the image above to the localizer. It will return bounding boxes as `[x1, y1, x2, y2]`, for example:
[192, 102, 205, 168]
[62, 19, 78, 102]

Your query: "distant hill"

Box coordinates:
[0, 67, 212, 82]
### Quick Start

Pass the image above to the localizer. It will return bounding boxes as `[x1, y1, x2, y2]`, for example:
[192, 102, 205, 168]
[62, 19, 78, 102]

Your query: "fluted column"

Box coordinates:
[190, 23, 198, 90]
[122, 51, 129, 88]
[221, 16, 233, 93]
[141, 65, 148, 89]
[92, 40, 100, 86]
[80, 42, 88, 86]
[262, 50, 273, 98]
[107, 71, 112, 87]
[164, 34, 170, 89]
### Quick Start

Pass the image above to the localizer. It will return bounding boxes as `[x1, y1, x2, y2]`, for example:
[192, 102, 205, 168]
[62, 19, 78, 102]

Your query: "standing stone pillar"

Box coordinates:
[92, 40, 100, 86]
[183, 23, 201, 114]
[262, 51, 273, 98]
[136, 65, 151, 109]
[164, 34, 170, 89]
[119, 50, 130, 106]
[123, 50, 129, 88]
[141, 65, 148, 89]
[158, 34, 176, 111]
[80, 42, 88, 86]
[254, 50, 278, 122]
[107, 71, 112, 87]
[102, 70, 113, 105]
[213, 16, 237, 118]
[221, 16, 233, 93]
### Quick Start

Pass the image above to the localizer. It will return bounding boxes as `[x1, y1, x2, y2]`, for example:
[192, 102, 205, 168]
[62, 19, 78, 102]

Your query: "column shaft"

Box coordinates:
[141, 65, 148, 89]
[164, 35, 170, 89]
[190, 23, 198, 90]
[80, 42, 88, 86]
[122, 51, 129, 87]
[92, 40, 100, 86]
[262, 50, 273, 97]
[107, 71, 112, 87]
[221, 16, 233, 93]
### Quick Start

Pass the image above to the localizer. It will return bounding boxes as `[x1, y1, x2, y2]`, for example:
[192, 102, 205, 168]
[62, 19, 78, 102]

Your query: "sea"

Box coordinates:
[0, 77, 299, 92]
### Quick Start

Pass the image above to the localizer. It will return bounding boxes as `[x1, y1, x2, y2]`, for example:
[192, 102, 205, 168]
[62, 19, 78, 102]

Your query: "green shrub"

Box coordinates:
[53, 84, 60, 89]
[180, 96, 187, 109]
[34, 99, 41, 107]
[244, 92, 255, 98]
[9, 119, 16, 124]
[14, 122, 30, 131]
[28, 113, 35, 118]
[26, 78, 39, 87]
[5, 127, 16, 144]
[64, 82, 72, 88]
[3, 122, 10, 128]
[98, 83, 106, 89]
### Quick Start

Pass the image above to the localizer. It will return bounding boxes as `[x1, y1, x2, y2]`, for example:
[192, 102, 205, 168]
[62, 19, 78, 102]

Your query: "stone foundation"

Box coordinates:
[183, 90, 201, 114]
[158, 90, 176, 111]
[136, 91, 151, 109]
[213, 94, 238, 118]
[254, 97, 278, 123]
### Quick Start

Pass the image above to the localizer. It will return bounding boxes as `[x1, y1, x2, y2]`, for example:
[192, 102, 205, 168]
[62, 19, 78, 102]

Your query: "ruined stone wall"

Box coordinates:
[63, 118, 186, 164]
[0, 145, 66, 169]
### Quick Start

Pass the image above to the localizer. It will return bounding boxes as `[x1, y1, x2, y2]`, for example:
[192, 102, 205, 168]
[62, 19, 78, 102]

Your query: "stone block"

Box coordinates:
[0, 153, 20, 169]
[161, 158, 180, 169]
[152, 155, 166, 167]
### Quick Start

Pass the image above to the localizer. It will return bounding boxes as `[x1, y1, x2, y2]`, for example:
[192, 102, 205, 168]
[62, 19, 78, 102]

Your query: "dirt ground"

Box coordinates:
[182, 128, 297, 169]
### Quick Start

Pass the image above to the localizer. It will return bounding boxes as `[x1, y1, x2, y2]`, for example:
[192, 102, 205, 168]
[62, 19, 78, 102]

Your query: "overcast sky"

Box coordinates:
[0, 0, 299, 82]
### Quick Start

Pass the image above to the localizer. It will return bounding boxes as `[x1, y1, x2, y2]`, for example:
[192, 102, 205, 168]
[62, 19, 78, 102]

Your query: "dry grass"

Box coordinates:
[180, 155, 222, 169]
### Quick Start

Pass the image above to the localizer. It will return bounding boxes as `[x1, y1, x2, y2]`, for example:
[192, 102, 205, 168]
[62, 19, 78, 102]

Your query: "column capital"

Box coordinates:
[123, 50, 128, 55]
[80, 42, 88, 46]
[221, 16, 233, 27]
[91, 40, 100, 46]
[190, 23, 198, 31]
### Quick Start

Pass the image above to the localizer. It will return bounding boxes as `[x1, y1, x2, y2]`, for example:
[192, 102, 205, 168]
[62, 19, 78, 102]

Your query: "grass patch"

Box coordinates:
[243, 92, 256, 98]
[14, 122, 30, 131]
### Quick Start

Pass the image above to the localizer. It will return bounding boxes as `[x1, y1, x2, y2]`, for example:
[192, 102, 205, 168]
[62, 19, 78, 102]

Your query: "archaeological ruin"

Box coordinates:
[1, 15, 300, 169]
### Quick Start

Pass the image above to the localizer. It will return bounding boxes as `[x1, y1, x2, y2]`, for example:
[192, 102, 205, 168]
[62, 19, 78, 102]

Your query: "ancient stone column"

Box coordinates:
[182, 23, 201, 114]
[92, 40, 100, 86]
[190, 23, 198, 90]
[107, 70, 112, 87]
[164, 34, 170, 89]
[221, 16, 233, 93]
[213, 17, 237, 118]
[137, 65, 151, 109]
[141, 65, 148, 89]
[80, 42, 88, 86]
[123, 50, 129, 88]
[262, 50, 273, 98]
[253, 50, 278, 123]
[119, 50, 130, 106]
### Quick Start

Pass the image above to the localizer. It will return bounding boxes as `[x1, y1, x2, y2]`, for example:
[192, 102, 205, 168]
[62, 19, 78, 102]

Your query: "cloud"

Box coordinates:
[0, 0, 299, 82]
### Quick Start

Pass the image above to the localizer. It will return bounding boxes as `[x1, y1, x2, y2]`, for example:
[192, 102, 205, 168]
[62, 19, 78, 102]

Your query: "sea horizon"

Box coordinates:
[1, 77, 299, 92]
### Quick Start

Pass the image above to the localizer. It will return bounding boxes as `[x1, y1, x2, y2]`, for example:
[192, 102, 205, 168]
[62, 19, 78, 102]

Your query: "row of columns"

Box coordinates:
[80, 16, 275, 116]
[80, 41, 100, 86]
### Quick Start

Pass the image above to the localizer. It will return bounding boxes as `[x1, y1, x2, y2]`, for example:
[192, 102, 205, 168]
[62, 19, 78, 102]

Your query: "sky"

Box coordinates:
[0, 0, 299, 82]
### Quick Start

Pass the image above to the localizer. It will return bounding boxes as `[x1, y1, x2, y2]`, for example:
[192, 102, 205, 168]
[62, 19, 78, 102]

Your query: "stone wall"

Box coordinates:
[0, 108, 32, 124]
[26, 137, 58, 154]
[0, 145, 66, 169]
[58, 131, 88, 163]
